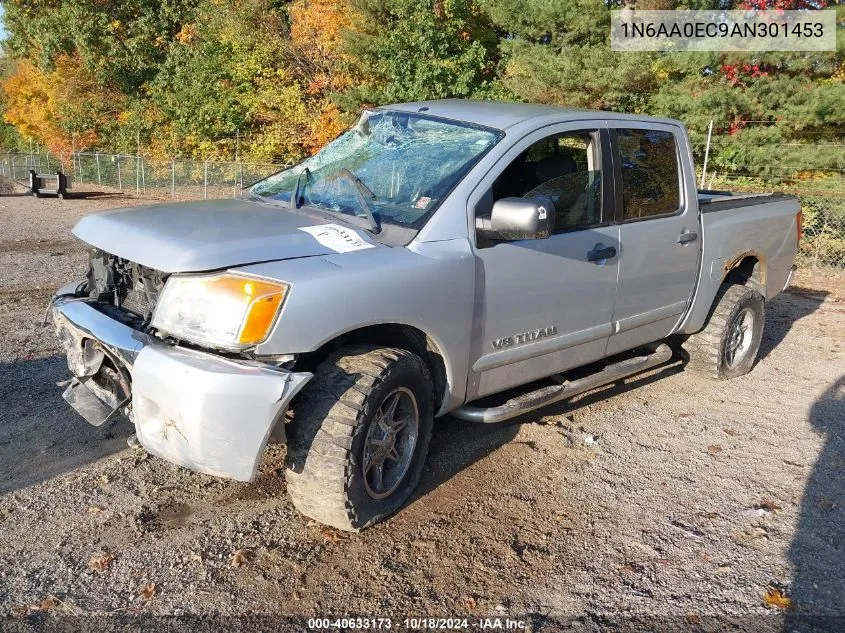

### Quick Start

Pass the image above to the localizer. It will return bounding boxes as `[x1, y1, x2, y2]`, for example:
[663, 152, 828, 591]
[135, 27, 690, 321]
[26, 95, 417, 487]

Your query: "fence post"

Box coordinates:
[700, 119, 713, 190]
[96, 153, 102, 186]
[10, 155, 15, 181]
[135, 155, 140, 195]
[78, 154, 84, 184]
[813, 221, 827, 270]
[204, 161, 208, 200]
[171, 159, 176, 199]
[116, 156, 122, 190]
[141, 156, 146, 194]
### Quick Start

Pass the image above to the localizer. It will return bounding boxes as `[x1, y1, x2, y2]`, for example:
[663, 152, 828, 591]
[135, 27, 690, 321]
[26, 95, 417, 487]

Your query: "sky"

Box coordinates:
[0, 5, 6, 41]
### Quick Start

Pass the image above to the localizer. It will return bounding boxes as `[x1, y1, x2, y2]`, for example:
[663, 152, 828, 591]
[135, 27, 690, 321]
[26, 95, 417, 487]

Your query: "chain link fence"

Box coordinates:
[691, 117, 845, 276]
[1, 146, 843, 275]
[0, 151, 287, 201]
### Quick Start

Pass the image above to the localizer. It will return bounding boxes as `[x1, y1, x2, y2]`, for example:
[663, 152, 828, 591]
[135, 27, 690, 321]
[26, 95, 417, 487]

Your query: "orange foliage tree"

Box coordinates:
[1, 54, 125, 155]
[290, 0, 357, 153]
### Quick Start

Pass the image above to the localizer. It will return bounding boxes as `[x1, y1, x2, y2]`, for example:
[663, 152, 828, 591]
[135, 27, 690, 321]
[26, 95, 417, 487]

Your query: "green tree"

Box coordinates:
[340, 0, 503, 107]
[150, 0, 312, 161]
[480, 0, 659, 111]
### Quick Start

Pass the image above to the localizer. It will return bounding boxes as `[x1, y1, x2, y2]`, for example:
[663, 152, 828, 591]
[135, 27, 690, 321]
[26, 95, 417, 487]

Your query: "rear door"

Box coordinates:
[606, 123, 702, 356]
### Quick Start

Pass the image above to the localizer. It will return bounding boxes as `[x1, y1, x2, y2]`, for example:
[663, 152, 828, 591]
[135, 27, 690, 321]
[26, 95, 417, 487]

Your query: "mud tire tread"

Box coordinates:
[683, 284, 765, 380]
[285, 345, 432, 531]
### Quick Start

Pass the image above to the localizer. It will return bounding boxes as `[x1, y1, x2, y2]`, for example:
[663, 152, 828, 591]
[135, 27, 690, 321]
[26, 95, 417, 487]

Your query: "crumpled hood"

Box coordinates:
[73, 198, 380, 273]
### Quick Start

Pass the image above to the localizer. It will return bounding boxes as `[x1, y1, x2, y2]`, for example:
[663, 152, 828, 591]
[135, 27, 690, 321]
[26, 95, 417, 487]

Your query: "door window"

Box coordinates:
[490, 132, 603, 233]
[616, 129, 681, 220]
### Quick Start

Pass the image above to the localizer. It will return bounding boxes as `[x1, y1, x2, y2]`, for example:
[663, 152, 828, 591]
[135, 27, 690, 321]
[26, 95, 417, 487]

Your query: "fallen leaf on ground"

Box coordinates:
[763, 587, 792, 609]
[98, 475, 109, 484]
[30, 596, 59, 613]
[139, 583, 156, 600]
[89, 553, 115, 572]
[10, 605, 29, 618]
[757, 498, 782, 513]
[230, 548, 254, 567]
[321, 529, 342, 544]
[87, 505, 104, 514]
[465, 597, 477, 610]
[707, 444, 723, 455]
[734, 526, 768, 545]
[190, 552, 203, 562]
[723, 428, 739, 436]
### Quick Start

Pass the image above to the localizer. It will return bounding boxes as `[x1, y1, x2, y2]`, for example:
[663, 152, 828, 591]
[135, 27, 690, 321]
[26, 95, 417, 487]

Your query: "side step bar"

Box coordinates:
[452, 344, 674, 424]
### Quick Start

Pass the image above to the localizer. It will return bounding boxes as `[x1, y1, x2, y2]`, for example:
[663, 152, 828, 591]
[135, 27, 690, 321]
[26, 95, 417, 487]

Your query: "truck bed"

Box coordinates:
[697, 190, 795, 213]
[679, 190, 800, 335]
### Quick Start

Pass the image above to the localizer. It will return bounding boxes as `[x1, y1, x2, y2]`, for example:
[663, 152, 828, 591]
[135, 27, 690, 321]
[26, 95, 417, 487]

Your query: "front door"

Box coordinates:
[467, 124, 620, 400]
[605, 124, 702, 356]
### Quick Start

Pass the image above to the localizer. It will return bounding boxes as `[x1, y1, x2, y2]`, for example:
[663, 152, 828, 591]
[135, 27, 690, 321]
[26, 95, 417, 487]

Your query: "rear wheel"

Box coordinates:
[285, 345, 434, 531]
[683, 284, 765, 380]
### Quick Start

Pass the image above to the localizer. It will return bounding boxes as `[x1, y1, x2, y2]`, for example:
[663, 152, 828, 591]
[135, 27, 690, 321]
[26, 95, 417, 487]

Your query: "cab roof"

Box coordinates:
[383, 98, 684, 132]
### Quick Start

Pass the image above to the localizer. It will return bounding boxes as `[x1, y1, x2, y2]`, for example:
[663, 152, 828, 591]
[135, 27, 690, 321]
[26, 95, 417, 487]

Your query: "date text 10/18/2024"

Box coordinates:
[307, 617, 528, 630]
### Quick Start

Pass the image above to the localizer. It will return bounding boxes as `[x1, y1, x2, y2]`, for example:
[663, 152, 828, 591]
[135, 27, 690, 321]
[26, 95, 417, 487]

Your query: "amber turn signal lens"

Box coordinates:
[231, 278, 287, 345]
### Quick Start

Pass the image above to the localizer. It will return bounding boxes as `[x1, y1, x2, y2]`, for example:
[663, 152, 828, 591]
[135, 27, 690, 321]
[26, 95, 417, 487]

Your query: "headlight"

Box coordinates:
[151, 273, 289, 350]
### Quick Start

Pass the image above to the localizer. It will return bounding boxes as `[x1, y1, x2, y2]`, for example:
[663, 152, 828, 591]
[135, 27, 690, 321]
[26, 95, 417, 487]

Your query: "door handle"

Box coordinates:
[677, 230, 698, 244]
[587, 245, 617, 262]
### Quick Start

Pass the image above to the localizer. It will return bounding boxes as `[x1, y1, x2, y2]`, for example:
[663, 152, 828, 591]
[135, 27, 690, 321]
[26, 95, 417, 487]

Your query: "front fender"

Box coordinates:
[235, 239, 477, 413]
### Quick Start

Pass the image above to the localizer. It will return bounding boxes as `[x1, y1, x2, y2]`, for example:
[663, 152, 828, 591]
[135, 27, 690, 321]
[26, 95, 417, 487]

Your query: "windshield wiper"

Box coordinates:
[339, 168, 380, 234]
[290, 167, 311, 209]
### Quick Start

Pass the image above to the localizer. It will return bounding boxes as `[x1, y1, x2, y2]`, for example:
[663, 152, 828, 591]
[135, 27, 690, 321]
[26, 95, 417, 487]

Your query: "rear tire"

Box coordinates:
[285, 345, 434, 531]
[683, 284, 765, 380]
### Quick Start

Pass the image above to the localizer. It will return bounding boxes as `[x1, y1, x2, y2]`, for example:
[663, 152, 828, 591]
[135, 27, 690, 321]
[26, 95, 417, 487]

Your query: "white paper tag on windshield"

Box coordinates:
[298, 224, 376, 253]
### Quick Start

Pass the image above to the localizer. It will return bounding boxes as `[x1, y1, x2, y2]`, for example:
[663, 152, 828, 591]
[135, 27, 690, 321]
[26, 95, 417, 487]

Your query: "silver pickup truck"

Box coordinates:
[50, 100, 801, 531]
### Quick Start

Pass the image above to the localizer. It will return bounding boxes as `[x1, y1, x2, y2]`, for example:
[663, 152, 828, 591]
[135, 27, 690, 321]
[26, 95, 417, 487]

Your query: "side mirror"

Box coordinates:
[477, 197, 555, 241]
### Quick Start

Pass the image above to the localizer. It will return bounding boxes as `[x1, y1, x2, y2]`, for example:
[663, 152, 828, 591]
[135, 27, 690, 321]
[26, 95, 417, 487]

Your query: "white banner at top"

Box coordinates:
[611, 10, 837, 52]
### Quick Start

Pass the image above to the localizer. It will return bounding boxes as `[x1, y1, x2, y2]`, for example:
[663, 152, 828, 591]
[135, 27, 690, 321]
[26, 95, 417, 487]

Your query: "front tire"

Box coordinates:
[683, 284, 765, 380]
[285, 345, 434, 531]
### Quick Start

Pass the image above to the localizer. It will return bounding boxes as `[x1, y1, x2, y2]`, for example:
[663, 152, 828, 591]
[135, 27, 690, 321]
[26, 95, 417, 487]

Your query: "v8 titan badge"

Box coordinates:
[298, 224, 376, 253]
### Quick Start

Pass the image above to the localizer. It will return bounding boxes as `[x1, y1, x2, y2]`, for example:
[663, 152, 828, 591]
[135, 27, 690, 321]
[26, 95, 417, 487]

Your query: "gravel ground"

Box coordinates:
[0, 182, 843, 631]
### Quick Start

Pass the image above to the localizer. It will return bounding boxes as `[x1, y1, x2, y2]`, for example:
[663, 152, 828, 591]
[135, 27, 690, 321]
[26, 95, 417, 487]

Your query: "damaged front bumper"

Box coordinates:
[50, 286, 312, 482]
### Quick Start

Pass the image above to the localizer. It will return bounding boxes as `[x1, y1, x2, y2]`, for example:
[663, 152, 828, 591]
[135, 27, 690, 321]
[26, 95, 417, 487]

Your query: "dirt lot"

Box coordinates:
[0, 183, 843, 632]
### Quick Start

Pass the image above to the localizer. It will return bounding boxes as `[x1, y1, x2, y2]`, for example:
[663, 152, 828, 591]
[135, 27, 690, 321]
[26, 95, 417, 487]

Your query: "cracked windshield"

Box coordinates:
[250, 110, 501, 230]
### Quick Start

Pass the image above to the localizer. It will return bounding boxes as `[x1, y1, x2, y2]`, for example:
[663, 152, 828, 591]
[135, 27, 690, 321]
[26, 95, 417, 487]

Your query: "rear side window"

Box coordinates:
[617, 129, 680, 220]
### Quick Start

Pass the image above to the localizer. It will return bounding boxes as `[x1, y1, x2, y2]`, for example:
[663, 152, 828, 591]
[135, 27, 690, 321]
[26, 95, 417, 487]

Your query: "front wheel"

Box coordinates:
[683, 284, 765, 380]
[285, 346, 434, 531]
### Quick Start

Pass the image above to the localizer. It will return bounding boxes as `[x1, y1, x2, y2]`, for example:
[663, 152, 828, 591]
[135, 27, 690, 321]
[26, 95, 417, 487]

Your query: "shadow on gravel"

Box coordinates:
[758, 289, 828, 362]
[63, 191, 132, 201]
[785, 375, 845, 632]
[0, 355, 133, 495]
[416, 360, 684, 500]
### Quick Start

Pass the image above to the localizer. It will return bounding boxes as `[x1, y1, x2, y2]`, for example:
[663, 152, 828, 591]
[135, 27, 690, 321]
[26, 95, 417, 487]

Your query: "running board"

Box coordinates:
[452, 344, 674, 424]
